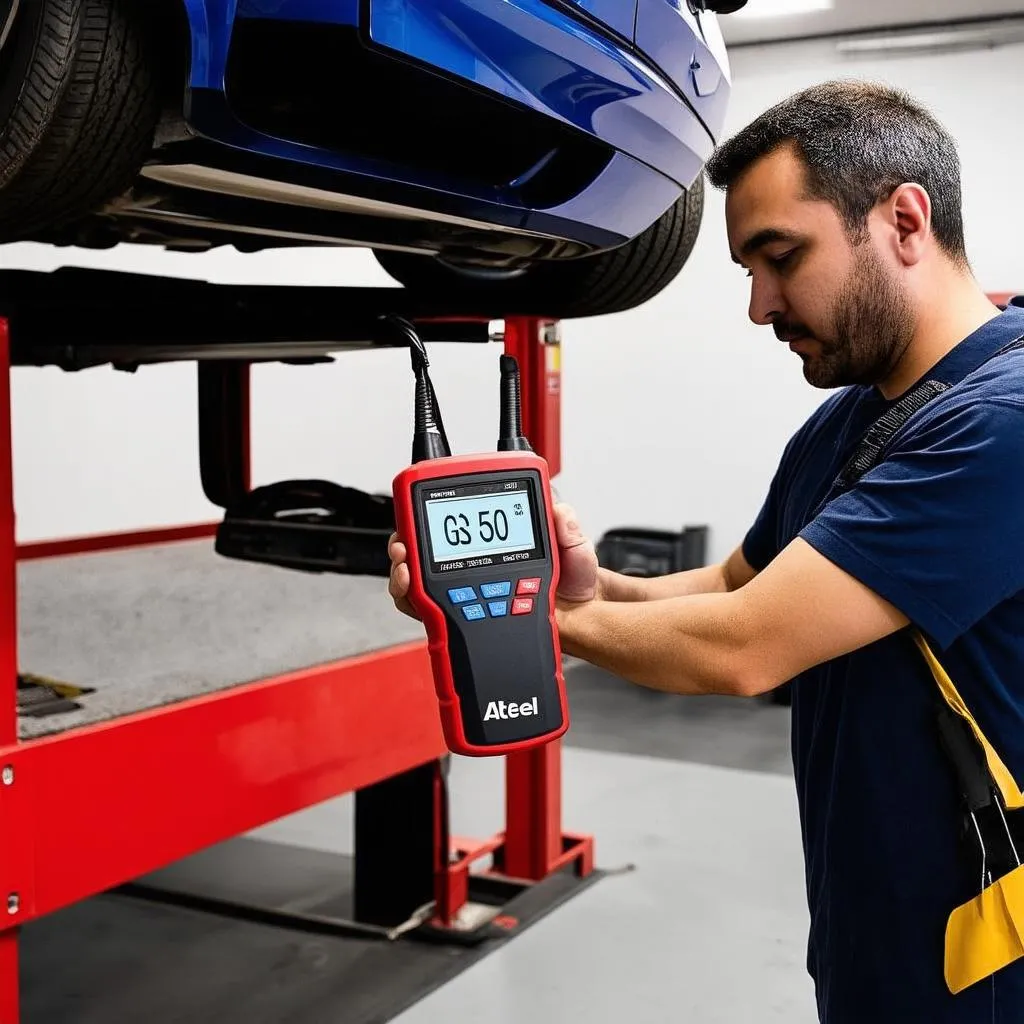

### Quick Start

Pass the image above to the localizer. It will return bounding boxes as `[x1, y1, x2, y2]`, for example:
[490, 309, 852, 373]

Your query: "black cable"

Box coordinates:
[378, 315, 451, 462]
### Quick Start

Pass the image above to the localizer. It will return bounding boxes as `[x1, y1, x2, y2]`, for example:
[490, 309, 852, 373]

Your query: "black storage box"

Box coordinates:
[595, 525, 708, 578]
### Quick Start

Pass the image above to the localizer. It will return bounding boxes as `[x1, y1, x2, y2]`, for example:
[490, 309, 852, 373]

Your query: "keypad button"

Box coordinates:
[512, 597, 534, 615]
[487, 600, 508, 617]
[448, 587, 477, 604]
[516, 578, 542, 596]
[480, 581, 512, 599]
[462, 603, 486, 621]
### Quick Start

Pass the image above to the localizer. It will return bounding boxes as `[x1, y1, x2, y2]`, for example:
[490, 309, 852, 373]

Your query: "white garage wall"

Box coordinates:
[2, 34, 1022, 551]
[555, 35, 1024, 564]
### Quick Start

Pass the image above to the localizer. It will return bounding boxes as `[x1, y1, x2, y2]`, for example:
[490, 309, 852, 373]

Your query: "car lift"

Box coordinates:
[0, 267, 594, 1023]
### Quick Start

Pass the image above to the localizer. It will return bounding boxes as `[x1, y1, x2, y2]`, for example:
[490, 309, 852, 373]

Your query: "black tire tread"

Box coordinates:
[374, 176, 705, 319]
[0, 0, 76, 189]
[0, 0, 158, 238]
[556, 177, 703, 317]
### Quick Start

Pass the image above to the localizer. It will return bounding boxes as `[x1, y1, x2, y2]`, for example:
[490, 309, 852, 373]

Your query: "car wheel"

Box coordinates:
[374, 176, 705, 319]
[0, 0, 159, 240]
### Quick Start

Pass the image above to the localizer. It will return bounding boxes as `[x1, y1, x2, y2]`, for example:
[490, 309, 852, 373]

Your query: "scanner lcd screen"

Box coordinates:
[425, 490, 537, 563]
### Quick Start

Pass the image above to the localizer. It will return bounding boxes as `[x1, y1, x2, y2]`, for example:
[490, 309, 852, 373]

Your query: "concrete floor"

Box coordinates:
[251, 660, 819, 1023]
[15, 541, 820, 1021]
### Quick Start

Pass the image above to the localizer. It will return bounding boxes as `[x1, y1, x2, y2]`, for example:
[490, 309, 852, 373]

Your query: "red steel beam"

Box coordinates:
[0, 320, 18, 1023]
[16, 522, 219, 561]
[0, 326, 16, 743]
[0, 641, 446, 925]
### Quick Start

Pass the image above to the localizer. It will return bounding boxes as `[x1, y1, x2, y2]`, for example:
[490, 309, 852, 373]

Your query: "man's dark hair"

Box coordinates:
[705, 80, 968, 265]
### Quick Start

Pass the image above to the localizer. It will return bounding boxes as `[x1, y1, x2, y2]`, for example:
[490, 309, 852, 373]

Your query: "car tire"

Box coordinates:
[0, 0, 159, 240]
[374, 176, 705, 319]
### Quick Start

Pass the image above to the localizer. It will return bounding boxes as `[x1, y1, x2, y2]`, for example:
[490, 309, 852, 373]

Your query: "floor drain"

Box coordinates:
[17, 673, 95, 718]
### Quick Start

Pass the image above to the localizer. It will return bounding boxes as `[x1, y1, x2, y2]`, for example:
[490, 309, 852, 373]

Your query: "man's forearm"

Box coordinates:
[556, 591, 760, 697]
[557, 536, 908, 703]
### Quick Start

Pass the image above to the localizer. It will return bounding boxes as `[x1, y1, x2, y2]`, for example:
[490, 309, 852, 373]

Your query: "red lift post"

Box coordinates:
[499, 318, 591, 883]
[0, 308, 593, 1023]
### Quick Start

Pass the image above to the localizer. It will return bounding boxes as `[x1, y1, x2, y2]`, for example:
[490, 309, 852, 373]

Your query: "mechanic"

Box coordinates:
[387, 80, 1024, 1022]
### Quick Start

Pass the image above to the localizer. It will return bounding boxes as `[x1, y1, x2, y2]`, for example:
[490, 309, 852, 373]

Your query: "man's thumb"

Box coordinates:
[553, 504, 599, 601]
[554, 503, 587, 549]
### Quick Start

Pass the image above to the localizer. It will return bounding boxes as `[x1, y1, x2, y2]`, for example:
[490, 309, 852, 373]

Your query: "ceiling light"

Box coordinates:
[835, 20, 1024, 55]
[731, 0, 834, 18]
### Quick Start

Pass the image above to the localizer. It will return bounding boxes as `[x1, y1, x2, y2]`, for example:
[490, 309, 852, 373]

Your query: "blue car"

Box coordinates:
[0, 0, 744, 317]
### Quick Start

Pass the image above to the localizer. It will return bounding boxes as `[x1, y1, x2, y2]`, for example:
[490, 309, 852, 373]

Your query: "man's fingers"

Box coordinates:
[389, 560, 410, 600]
[388, 563, 419, 619]
[385, 533, 422, 620]
[387, 531, 409, 600]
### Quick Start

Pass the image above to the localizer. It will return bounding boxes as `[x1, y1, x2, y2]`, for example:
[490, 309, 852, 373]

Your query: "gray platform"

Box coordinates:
[15, 539, 794, 768]
[16, 539, 425, 739]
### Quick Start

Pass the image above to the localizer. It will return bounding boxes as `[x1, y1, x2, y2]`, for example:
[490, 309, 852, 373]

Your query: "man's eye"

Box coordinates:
[770, 250, 796, 268]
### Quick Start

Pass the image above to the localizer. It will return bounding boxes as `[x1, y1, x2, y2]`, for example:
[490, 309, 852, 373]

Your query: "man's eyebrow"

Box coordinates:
[730, 228, 802, 264]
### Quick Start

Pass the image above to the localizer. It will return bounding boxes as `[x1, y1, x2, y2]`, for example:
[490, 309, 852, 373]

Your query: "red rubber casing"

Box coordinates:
[392, 451, 569, 756]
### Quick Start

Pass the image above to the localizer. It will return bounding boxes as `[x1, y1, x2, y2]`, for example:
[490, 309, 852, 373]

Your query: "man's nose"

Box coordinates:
[748, 274, 784, 327]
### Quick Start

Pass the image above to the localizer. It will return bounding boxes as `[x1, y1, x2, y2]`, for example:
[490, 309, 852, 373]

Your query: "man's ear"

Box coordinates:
[886, 183, 931, 267]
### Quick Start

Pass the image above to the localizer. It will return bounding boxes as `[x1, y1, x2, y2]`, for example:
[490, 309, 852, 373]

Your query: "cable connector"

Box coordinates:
[497, 354, 532, 452]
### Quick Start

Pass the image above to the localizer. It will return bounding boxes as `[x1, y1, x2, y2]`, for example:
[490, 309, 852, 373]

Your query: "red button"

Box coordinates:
[512, 598, 534, 615]
[516, 578, 542, 595]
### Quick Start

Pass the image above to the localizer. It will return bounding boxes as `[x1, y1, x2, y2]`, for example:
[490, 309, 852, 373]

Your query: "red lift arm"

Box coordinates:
[0, 310, 593, 1023]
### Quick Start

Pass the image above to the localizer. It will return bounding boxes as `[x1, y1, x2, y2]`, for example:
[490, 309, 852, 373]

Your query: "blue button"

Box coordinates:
[462, 603, 486, 621]
[448, 587, 477, 604]
[487, 600, 508, 617]
[480, 581, 511, 599]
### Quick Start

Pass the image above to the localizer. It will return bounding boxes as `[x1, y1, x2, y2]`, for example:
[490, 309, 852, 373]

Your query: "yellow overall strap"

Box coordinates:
[912, 630, 1024, 810]
[912, 629, 1024, 993]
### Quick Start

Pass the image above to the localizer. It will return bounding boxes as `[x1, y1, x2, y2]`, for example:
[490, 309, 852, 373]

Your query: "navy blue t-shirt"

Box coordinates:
[743, 302, 1024, 1023]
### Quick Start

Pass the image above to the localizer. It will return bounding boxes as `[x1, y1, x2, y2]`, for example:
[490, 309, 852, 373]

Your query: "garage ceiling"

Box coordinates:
[719, 0, 1024, 45]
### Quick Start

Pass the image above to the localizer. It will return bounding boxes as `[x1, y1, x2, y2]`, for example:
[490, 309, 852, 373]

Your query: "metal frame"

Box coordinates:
[0, 301, 593, 1022]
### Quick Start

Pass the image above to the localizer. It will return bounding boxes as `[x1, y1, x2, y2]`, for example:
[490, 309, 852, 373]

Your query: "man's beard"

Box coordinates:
[778, 248, 916, 390]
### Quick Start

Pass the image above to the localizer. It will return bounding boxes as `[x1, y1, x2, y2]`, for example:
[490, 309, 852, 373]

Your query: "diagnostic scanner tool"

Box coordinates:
[390, 319, 569, 757]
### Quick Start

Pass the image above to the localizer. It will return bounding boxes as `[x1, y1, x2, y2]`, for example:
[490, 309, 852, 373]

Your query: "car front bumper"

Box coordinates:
[172, 0, 724, 250]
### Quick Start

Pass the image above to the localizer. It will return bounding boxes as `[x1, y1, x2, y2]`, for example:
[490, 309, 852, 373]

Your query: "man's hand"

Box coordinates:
[387, 532, 418, 619]
[387, 502, 600, 619]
